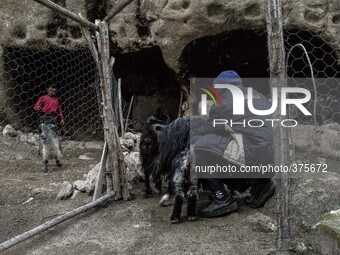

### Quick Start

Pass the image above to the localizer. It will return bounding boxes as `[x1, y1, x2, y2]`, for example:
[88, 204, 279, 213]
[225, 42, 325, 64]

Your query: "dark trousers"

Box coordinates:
[195, 150, 271, 197]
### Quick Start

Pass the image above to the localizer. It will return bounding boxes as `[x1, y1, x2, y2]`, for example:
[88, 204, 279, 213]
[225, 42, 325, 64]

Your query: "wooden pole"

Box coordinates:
[124, 95, 134, 134]
[103, 0, 136, 23]
[117, 78, 125, 137]
[265, 0, 291, 253]
[93, 142, 108, 201]
[97, 20, 122, 198]
[0, 192, 115, 253]
[178, 89, 183, 118]
[78, 14, 99, 69]
[33, 0, 98, 31]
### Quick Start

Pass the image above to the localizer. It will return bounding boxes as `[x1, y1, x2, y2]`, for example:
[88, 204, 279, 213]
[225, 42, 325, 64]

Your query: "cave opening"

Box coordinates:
[179, 29, 340, 92]
[179, 30, 270, 95]
[3, 47, 101, 139]
[179, 29, 340, 124]
[113, 46, 180, 129]
[2, 29, 339, 138]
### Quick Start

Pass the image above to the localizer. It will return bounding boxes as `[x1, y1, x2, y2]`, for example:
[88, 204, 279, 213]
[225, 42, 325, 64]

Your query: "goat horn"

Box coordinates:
[152, 124, 165, 132]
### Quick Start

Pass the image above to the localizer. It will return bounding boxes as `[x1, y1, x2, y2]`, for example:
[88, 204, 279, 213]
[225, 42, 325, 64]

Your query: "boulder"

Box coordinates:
[124, 132, 138, 142]
[3, 124, 17, 137]
[27, 133, 38, 145]
[124, 152, 144, 180]
[19, 134, 29, 143]
[120, 138, 135, 150]
[56, 181, 73, 200]
[32, 187, 54, 196]
[245, 213, 277, 233]
[126, 166, 139, 183]
[310, 209, 340, 255]
[73, 180, 87, 192]
[85, 163, 100, 193]
[264, 172, 340, 231]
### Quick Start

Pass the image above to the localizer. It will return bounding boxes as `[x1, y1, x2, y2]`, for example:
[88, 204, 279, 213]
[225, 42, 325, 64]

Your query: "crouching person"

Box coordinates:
[191, 70, 275, 218]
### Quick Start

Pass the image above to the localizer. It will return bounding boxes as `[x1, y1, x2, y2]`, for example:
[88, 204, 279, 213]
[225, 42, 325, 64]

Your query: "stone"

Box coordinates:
[245, 213, 277, 232]
[19, 134, 29, 143]
[73, 180, 87, 192]
[264, 172, 340, 232]
[56, 181, 73, 200]
[132, 143, 140, 152]
[292, 242, 309, 254]
[329, 123, 340, 131]
[32, 187, 53, 196]
[124, 132, 138, 142]
[85, 163, 100, 193]
[27, 136, 38, 145]
[78, 155, 93, 160]
[124, 152, 144, 180]
[71, 189, 81, 199]
[121, 145, 129, 152]
[3, 124, 17, 137]
[292, 125, 340, 159]
[121, 138, 135, 149]
[126, 167, 139, 183]
[311, 209, 340, 255]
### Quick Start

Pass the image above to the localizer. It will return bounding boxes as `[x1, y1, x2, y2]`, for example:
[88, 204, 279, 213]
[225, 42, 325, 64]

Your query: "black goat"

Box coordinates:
[140, 117, 197, 223]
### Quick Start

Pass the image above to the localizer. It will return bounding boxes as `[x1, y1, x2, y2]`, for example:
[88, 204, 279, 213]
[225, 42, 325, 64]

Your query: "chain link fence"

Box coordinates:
[269, 4, 340, 253]
[1, 46, 103, 139]
[285, 30, 340, 126]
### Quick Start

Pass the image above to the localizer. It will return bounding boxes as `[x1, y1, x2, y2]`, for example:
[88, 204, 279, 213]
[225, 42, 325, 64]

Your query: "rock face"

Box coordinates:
[1, 1, 340, 126]
[0, 0, 340, 71]
[292, 124, 340, 160]
[310, 209, 340, 255]
[2, 124, 17, 137]
[245, 212, 277, 233]
[56, 181, 73, 200]
[264, 172, 340, 231]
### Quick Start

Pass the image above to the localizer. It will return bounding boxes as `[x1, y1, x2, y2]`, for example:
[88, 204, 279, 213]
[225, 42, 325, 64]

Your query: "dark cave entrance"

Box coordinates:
[179, 30, 270, 95]
[2, 46, 181, 135]
[113, 46, 180, 129]
[179, 29, 340, 123]
[3, 47, 100, 138]
[3, 29, 339, 136]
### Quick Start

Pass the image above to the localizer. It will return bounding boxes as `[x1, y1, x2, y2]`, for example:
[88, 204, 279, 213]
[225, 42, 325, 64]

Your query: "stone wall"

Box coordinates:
[1, 0, 340, 125]
[1, 0, 339, 70]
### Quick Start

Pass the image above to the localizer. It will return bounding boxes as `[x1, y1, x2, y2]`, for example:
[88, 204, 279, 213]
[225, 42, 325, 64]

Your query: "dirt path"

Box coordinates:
[0, 135, 277, 255]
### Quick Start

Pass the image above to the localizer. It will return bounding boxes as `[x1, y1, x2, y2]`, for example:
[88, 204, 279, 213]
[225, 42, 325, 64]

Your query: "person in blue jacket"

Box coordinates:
[192, 70, 276, 218]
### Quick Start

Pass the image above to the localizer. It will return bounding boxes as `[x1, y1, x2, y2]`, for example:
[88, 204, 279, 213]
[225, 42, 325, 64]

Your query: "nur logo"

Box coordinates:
[200, 84, 222, 115]
[200, 84, 312, 117]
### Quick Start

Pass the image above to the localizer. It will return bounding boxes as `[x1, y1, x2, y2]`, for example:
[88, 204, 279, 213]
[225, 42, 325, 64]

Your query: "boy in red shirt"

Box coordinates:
[34, 86, 65, 126]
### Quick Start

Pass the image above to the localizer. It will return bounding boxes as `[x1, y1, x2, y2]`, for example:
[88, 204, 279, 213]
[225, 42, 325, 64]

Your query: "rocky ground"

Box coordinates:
[0, 126, 339, 255]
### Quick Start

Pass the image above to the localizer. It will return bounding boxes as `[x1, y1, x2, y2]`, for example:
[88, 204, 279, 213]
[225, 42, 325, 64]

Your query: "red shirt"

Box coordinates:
[34, 95, 64, 120]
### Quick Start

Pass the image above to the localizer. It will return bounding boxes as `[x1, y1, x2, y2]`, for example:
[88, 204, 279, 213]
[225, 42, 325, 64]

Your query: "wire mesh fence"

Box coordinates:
[267, 1, 340, 253]
[285, 29, 340, 126]
[1, 46, 102, 140]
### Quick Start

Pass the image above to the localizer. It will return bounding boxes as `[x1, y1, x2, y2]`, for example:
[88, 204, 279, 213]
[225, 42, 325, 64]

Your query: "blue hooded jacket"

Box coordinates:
[193, 70, 274, 167]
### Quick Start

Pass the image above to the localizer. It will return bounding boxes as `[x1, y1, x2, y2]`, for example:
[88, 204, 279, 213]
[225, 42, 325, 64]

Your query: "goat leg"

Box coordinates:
[187, 182, 198, 221]
[144, 171, 153, 198]
[159, 180, 173, 207]
[170, 193, 184, 224]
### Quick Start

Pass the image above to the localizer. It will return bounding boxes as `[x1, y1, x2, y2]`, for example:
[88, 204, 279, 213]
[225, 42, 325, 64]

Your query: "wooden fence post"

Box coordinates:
[265, 0, 292, 253]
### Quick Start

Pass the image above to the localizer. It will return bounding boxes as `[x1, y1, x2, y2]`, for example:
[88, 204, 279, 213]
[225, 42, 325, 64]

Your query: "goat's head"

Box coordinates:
[39, 123, 56, 140]
[140, 116, 166, 160]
